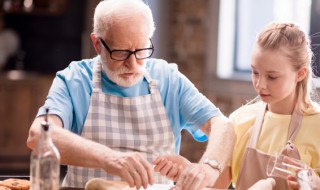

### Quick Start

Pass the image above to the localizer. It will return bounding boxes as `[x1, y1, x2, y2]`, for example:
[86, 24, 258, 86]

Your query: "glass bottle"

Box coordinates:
[30, 108, 60, 190]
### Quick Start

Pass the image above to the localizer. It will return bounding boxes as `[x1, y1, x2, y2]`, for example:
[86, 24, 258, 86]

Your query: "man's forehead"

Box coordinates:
[103, 35, 150, 49]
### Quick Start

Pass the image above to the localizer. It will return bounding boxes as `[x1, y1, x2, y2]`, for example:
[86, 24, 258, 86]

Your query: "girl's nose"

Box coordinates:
[256, 77, 266, 90]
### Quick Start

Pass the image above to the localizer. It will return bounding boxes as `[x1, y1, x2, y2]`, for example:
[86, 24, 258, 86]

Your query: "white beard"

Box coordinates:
[100, 58, 146, 87]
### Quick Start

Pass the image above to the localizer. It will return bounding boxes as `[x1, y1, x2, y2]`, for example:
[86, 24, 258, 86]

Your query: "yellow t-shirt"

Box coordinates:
[229, 102, 320, 184]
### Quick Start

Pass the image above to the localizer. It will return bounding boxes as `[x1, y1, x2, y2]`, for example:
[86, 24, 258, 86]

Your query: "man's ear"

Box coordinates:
[91, 33, 101, 54]
[297, 66, 308, 82]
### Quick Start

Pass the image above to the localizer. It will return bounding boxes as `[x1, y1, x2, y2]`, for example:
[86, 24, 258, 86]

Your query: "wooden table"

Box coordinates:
[0, 176, 84, 190]
[0, 176, 231, 190]
[84, 180, 231, 190]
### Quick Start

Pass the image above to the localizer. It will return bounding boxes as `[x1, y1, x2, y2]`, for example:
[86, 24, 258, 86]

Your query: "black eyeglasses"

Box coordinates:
[99, 38, 154, 61]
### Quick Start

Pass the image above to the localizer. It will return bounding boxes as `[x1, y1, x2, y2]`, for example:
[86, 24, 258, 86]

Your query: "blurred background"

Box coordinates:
[0, 0, 319, 176]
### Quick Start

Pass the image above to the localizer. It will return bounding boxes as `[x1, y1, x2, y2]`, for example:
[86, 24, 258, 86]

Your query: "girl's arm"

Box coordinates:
[213, 166, 232, 189]
[154, 155, 233, 188]
[153, 154, 191, 182]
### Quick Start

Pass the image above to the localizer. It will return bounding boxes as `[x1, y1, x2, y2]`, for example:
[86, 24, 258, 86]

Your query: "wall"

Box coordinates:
[1, 0, 85, 73]
[168, 0, 256, 162]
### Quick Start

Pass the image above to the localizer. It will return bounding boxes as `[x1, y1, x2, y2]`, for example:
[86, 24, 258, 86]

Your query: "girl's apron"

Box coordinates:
[236, 103, 303, 190]
[63, 60, 175, 187]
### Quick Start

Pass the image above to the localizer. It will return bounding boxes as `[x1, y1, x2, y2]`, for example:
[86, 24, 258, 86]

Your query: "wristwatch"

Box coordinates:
[203, 158, 222, 174]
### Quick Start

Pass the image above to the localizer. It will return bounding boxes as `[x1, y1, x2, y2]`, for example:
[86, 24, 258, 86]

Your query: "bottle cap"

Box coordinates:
[41, 108, 50, 131]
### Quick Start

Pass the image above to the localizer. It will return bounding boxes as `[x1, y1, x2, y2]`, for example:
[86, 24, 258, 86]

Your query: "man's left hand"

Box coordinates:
[172, 163, 219, 190]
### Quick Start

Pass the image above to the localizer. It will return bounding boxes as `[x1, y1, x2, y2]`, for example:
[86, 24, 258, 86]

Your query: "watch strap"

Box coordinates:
[203, 158, 222, 174]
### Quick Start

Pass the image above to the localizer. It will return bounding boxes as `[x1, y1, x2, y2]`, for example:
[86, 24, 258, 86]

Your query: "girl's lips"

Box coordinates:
[259, 93, 270, 97]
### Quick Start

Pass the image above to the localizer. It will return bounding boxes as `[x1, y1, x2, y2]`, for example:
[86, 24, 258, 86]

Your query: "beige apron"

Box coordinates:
[62, 60, 175, 187]
[236, 103, 303, 190]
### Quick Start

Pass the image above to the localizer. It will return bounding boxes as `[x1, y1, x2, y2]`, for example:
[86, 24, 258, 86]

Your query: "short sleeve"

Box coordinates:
[166, 63, 224, 142]
[37, 74, 74, 130]
[36, 59, 93, 134]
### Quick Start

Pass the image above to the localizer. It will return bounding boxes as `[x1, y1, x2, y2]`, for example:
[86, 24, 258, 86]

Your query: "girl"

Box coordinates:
[154, 22, 320, 190]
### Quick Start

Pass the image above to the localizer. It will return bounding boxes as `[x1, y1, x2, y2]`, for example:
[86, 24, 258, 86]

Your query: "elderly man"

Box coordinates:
[26, 0, 235, 189]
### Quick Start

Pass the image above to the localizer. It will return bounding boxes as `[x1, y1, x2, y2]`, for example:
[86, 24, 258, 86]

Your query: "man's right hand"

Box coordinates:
[28, 116, 154, 190]
[104, 151, 154, 190]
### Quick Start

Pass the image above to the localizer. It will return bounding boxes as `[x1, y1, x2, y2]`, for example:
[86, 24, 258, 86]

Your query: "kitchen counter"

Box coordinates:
[0, 176, 84, 190]
[0, 176, 232, 190]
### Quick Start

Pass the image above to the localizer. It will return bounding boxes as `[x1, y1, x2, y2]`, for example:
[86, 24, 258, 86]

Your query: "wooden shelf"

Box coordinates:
[1, 0, 67, 16]
[0, 72, 54, 172]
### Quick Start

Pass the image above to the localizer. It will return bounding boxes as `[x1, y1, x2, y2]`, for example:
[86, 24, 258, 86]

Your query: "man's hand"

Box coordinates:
[28, 116, 153, 190]
[153, 154, 191, 181]
[248, 178, 276, 190]
[104, 151, 154, 190]
[172, 163, 220, 190]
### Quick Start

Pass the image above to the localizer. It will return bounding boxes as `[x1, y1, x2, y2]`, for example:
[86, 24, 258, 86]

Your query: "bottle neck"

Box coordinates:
[35, 123, 61, 160]
[39, 124, 52, 144]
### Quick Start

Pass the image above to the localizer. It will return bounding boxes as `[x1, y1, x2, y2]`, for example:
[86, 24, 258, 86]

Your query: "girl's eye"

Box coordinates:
[268, 76, 278, 80]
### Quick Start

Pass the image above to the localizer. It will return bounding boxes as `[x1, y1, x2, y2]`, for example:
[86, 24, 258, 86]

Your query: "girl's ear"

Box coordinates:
[91, 33, 101, 54]
[297, 66, 308, 82]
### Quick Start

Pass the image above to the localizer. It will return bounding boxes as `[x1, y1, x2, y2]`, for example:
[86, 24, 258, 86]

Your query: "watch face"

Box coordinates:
[208, 159, 219, 167]
[204, 158, 221, 173]
[204, 158, 220, 167]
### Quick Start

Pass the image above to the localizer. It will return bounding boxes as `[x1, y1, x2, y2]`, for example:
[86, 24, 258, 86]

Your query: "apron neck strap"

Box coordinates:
[248, 101, 303, 152]
[287, 104, 303, 141]
[144, 71, 158, 94]
[248, 103, 267, 147]
[93, 57, 158, 94]
[280, 102, 303, 159]
[93, 58, 102, 92]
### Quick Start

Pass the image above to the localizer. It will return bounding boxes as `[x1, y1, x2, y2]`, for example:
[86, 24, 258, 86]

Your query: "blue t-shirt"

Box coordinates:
[37, 56, 224, 153]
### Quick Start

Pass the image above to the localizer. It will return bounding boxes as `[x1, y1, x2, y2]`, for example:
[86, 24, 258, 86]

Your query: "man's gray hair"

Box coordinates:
[93, 0, 155, 38]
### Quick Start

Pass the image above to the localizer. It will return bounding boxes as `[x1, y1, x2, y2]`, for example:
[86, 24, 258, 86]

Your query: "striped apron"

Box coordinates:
[63, 60, 175, 187]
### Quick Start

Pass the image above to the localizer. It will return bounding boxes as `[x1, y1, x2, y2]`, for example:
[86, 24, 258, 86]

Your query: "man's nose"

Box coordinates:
[124, 53, 138, 68]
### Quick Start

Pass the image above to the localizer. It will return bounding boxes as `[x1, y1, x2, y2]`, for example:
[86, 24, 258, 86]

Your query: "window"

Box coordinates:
[217, 0, 320, 80]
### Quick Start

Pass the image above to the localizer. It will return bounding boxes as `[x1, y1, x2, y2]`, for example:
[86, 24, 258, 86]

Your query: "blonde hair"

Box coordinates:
[93, 0, 155, 38]
[255, 22, 315, 113]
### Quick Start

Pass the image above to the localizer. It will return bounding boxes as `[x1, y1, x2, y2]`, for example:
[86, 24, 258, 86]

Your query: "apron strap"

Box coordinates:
[144, 71, 158, 94]
[93, 57, 158, 94]
[247, 103, 267, 148]
[288, 105, 303, 141]
[93, 58, 102, 92]
[281, 103, 303, 159]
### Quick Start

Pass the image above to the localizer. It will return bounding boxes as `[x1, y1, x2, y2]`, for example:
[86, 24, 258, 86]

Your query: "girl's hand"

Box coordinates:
[287, 175, 299, 190]
[153, 155, 191, 181]
[308, 170, 320, 190]
[288, 169, 320, 190]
